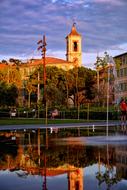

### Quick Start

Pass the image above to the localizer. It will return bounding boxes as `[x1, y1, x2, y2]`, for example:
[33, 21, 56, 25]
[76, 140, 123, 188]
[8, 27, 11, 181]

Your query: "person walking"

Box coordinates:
[120, 98, 127, 130]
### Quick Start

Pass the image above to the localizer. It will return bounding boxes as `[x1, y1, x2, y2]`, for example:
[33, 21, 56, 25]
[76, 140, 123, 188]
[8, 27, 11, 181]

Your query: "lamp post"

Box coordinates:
[37, 35, 47, 124]
[106, 65, 110, 137]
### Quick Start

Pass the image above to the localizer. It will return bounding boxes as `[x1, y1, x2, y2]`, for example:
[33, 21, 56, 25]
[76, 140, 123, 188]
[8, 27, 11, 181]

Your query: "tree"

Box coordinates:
[84, 70, 96, 120]
[6, 84, 18, 106]
[1, 60, 8, 64]
[0, 82, 18, 107]
[94, 52, 111, 106]
[46, 66, 67, 108]
[26, 65, 97, 111]
[25, 80, 36, 108]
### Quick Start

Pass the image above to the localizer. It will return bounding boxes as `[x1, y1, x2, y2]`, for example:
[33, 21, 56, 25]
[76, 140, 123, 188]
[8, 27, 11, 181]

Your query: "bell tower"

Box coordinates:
[68, 168, 83, 190]
[66, 23, 82, 67]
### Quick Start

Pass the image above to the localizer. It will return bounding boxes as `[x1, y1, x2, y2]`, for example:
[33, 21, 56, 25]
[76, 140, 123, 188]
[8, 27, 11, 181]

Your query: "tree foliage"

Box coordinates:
[0, 60, 97, 108]
[0, 82, 18, 107]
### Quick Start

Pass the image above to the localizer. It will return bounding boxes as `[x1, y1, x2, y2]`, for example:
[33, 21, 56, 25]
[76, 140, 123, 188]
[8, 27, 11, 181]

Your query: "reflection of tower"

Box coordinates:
[68, 168, 83, 190]
[66, 23, 82, 67]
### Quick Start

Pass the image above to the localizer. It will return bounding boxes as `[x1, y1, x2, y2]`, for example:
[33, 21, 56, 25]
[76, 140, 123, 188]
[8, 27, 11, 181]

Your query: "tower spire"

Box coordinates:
[69, 23, 81, 36]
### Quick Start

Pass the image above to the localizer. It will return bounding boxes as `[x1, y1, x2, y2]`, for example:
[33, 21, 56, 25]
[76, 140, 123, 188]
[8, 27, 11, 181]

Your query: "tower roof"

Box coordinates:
[66, 23, 81, 38]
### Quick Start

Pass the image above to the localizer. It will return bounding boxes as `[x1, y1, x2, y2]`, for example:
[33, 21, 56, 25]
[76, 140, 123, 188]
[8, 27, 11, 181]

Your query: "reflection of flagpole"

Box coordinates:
[43, 153, 47, 190]
[38, 128, 40, 166]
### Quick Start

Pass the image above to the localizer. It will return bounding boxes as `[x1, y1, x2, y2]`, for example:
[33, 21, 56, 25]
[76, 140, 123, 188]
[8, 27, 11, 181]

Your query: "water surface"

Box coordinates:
[0, 127, 127, 190]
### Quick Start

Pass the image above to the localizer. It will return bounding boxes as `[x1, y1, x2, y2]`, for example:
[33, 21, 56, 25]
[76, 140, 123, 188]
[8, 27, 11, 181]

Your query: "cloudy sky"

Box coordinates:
[0, 0, 127, 68]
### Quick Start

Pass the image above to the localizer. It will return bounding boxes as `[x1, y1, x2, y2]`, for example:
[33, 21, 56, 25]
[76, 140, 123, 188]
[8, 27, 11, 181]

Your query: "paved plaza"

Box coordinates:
[0, 120, 121, 131]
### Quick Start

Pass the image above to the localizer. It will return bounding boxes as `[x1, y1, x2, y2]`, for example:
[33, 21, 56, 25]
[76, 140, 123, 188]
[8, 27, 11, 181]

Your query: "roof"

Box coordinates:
[26, 57, 71, 67]
[66, 23, 81, 38]
[0, 63, 8, 69]
[113, 52, 127, 58]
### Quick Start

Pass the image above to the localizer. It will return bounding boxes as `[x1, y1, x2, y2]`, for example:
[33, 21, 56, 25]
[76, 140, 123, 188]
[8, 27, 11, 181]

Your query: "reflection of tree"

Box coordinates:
[44, 145, 87, 168]
[16, 170, 28, 178]
[96, 168, 120, 190]
[96, 146, 121, 190]
[96, 169, 121, 190]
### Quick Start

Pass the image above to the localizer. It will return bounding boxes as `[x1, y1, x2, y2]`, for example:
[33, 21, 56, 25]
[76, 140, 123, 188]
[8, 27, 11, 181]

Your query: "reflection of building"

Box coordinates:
[0, 131, 83, 190]
[115, 145, 127, 179]
[68, 168, 83, 190]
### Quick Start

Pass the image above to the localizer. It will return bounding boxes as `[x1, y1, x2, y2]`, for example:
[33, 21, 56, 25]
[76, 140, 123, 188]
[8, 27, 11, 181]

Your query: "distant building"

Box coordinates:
[114, 52, 127, 102]
[95, 52, 127, 105]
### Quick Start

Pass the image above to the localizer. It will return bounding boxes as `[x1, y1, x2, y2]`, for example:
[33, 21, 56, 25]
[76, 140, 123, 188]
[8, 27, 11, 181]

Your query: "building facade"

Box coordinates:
[114, 52, 127, 102]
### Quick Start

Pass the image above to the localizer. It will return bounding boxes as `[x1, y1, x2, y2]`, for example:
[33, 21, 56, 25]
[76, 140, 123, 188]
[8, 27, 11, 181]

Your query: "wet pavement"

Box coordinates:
[0, 120, 121, 131]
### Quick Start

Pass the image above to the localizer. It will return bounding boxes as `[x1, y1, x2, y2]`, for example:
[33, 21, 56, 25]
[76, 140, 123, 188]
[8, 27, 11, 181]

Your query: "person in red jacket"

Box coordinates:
[120, 98, 127, 126]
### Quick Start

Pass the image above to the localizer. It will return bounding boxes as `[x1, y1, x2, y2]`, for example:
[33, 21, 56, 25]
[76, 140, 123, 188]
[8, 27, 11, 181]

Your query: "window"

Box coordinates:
[120, 83, 123, 91]
[120, 69, 123, 77]
[117, 70, 120, 78]
[73, 41, 78, 52]
[124, 68, 127, 76]
[119, 82, 127, 92]
[125, 56, 127, 64]
[122, 56, 126, 65]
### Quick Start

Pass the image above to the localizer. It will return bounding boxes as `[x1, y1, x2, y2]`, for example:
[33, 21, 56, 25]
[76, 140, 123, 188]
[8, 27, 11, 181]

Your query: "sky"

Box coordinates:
[0, 0, 127, 69]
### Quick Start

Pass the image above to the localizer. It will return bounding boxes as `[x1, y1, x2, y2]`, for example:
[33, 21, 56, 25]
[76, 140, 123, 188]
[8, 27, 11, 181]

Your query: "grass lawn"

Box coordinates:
[0, 118, 88, 125]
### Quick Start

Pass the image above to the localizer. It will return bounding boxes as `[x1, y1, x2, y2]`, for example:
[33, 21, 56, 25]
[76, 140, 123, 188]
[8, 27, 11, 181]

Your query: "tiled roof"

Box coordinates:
[0, 63, 8, 69]
[27, 57, 71, 66]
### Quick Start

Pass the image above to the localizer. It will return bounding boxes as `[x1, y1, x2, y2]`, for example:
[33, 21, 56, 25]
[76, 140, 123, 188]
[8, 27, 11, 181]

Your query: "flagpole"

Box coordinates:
[106, 65, 109, 137]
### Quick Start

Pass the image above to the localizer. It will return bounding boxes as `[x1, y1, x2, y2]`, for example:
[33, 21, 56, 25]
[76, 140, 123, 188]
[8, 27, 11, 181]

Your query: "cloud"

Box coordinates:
[0, 0, 127, 68]
[93, 0, 125, 6]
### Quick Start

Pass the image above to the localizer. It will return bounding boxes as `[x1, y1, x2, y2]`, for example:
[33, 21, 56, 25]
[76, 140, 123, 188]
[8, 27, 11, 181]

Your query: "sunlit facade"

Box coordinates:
[114, 52, 127, 102]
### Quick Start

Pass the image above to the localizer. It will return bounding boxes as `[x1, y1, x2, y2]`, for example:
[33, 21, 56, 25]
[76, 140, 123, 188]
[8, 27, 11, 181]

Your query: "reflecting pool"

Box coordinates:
[0, 127, 127, 190]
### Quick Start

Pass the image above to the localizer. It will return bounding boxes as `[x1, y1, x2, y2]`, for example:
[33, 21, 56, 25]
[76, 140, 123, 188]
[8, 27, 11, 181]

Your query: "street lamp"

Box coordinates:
[37, 35, 47, 124]
[106, 55, 115, 137]
[106, 64, 110, 137]
[103, 52, 110, 137]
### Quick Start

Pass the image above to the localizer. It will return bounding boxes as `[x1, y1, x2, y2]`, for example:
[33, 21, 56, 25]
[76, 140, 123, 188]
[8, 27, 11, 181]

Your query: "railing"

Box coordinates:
[0, 109, 119, 120]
